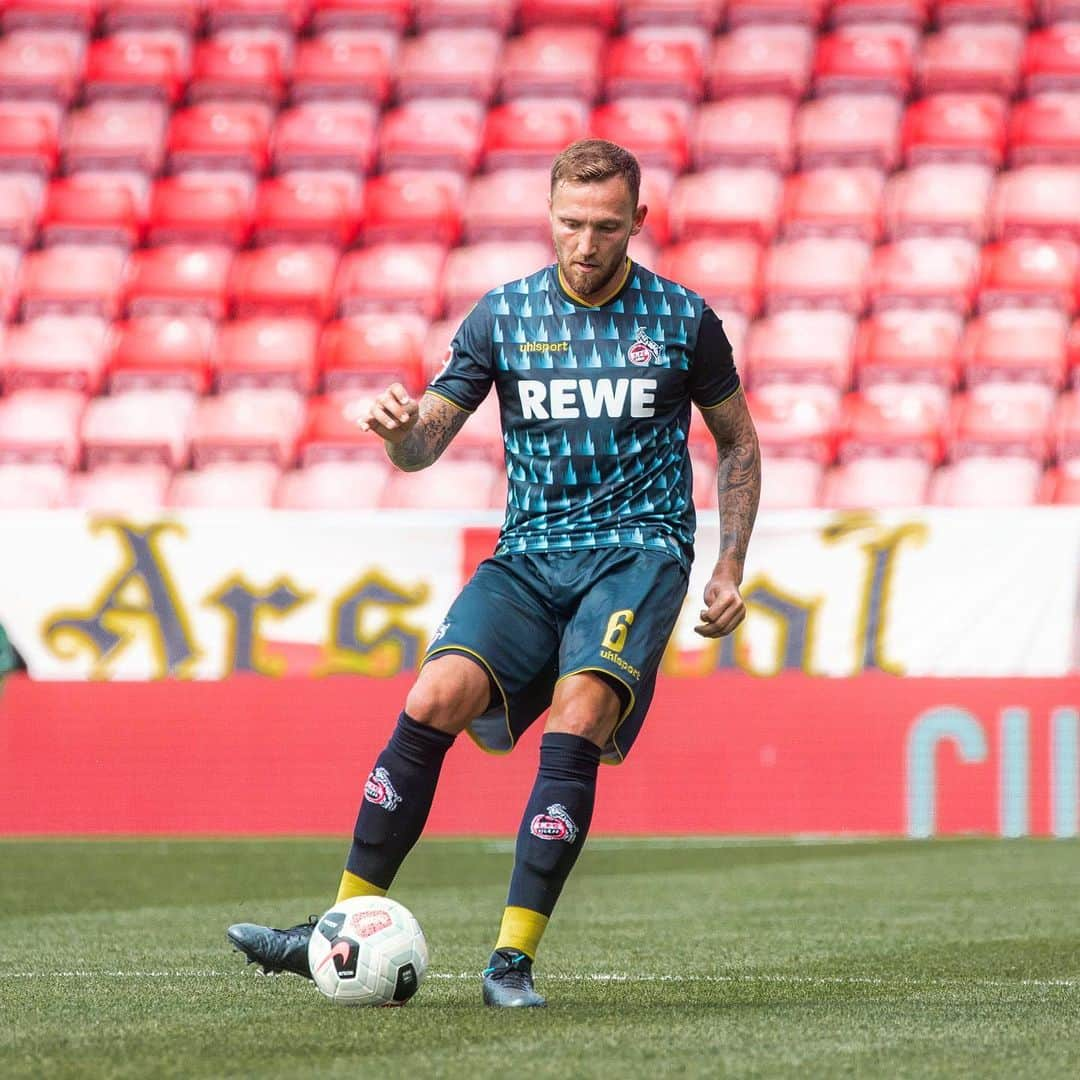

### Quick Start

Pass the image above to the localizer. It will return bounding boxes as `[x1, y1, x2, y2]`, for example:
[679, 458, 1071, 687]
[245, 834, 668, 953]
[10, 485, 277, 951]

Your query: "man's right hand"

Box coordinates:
[357, 384, 420, 444]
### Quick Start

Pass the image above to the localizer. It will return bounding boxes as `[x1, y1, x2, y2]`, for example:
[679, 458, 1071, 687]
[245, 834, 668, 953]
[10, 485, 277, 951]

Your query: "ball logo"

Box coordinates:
[530, 803, 579, 843]
[350, 909, 393, 938]
[627, 327, 662, 367]
[364, 766, 402, 811]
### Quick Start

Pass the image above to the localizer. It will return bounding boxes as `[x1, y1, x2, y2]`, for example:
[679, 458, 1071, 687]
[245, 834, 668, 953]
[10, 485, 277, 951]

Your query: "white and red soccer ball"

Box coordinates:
[308, 896, 428, 1006]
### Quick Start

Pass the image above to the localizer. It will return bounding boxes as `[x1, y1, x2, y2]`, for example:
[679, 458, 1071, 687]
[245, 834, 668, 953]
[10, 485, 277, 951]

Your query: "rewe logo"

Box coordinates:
[518, 377, 657, 420]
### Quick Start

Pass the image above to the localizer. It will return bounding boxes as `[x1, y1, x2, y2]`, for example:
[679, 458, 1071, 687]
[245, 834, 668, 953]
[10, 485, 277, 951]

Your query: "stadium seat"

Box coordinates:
[2, 315, 109, 394]
[745, 310, 857, 389]
[167, 103, 271, 177]
[990, 165, 1080, 243]
[335, 243, 448, 319]
[168, 460, 283, 508]
[100, 0, 202, 33]
[271, 103, 379, 174]
[63, 101, 167, 175]
[394, 28, 501, 102]
[762, 237, 872, 314]
[0, 388, 85, 467]
[442, 242, 552, 319]
[420, 318, 458, 383]
[812, 28, 914, 98]
[290, 36, 391, 105]
[40, 177, 141, 249]
[483, 100, 589, 171]
[934, 0, 1032, 23]
[959, 308, 1069, 388]
[189, 387, 306, 467]
[692, 97, 795, 172]
[917, 24, 1023, 97]
[821, 457, 932, 508]
[742, 383, 839, 463]
[590, 100, 691, 173]
[977, 238, 1080, 312]
[275, 459, 392, 508]
[882, 163, 994, 241]
[2, 0, 97, 32]
[125, 245, 234, 318]
[603, 36, 704, 101]
[657, 239, 763, 317]
[214, 317, 321, 393]
[1023, 26, 1080, 96]
[0, 36, 81, 105]
[108, 315, 215, 392]
[725, 0, 827, 26]
[669, 168, 783, 243]
[498, 26, 602, 101]
[298, 390, 383, 464]
[188, 38, 283, 108]
[81, 388, 197, 468]
[854, 309, 963, 390]
[319, 316, 426, 394]
[203, 0, 307, 34]
[0, 462, 69, 508]
[1053, 389, 1080, 462]
[0, 180, 36, 251]
[308, 0, 412, 32]
[1008, 94, 1080, 166]
[931, 456, 1044, 506]
[621, 0, 723, 29]
[0, 106, 58, 180]
[18, 246, 128, 319]
[68, 462, 172, 510]
[462, 169, 550, 243]
[149, 177, 253, 247]
[361, 172, 463, 247]
[794, 93, 902, 170]
[250, 177, 356, 247]
[516, 0, 619, 31]
[413, 0, 516, 30]
[901, 94, 1008, 167]
[84, 36, 186, 104]
[708, 25, 814, 99]
[380, 99, 485, 173]
[380, 456, 501, 509]
[949, 390, 1052, 461]
[757, 455, 824, 509]
[781, 168, 883, 242]
[229, 245, 339, 320]
[836, 391, 943, 463]
[868, 238, 981, 314]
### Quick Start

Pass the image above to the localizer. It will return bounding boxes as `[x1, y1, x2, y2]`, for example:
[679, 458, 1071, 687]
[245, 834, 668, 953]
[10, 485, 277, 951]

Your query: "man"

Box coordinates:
[228, 139, 760, 1007]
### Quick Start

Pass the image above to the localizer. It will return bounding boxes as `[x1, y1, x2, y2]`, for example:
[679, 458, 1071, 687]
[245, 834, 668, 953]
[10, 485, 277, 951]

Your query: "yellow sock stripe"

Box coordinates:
[495, 906, 549, 961]
[335, 870, 387, 904]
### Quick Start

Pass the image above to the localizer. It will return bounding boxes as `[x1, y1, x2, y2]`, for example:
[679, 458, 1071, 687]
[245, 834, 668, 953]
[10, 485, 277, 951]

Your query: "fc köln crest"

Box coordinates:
[627, 327, 662, 367]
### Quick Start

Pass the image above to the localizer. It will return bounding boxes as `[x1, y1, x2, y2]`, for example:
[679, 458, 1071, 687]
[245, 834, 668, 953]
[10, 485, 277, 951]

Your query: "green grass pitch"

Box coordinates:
[2, 837, 1078, 1079]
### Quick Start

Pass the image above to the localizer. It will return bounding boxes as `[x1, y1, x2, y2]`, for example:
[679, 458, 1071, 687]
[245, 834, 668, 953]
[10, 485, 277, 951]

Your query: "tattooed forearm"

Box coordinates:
[702, 391, 761, 577]
[387, 394, 471, 472]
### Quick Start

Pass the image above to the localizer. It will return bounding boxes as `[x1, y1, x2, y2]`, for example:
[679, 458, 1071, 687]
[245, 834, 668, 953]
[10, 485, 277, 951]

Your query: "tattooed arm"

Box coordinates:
[694, 389, 761, 639]
[359, 384, 471, 471]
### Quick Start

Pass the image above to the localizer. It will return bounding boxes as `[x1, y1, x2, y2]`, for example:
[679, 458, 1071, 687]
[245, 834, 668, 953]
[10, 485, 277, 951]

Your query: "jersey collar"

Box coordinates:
[555, 258, 633, 309]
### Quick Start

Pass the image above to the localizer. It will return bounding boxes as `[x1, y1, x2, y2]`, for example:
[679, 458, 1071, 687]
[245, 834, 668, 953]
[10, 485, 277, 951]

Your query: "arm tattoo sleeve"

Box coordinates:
[701, 390, 761, 575]
[386, 393, 472, 472]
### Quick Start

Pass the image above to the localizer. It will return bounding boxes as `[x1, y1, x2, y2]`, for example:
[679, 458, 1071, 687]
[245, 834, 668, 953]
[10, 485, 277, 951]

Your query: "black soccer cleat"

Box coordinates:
[227, 917, 316, 980]
[481, 948, 546, 1008]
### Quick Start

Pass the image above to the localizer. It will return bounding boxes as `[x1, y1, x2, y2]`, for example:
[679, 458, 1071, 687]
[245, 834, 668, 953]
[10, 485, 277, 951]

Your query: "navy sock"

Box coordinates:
[506, 732, 602, 917]
[345, 713, 455, 890]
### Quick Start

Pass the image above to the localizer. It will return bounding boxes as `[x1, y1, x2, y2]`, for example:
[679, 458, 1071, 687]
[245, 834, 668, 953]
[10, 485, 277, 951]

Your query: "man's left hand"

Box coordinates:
[694, 571, 746, 638]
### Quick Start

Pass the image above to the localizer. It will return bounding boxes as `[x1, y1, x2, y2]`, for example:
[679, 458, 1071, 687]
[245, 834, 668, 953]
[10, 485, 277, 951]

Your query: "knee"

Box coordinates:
[404, 658, 489, 734]
[546, 677, 622, 747]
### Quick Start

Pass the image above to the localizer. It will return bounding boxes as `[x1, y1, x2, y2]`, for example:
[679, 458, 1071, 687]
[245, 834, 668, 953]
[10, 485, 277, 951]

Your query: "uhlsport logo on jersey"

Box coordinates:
[364, 766, 402, 811]
[530, 803, 579, 843]
[628, 327, 662, 367]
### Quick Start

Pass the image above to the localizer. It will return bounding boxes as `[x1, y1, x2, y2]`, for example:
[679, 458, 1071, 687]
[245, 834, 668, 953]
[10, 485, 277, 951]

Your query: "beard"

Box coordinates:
[558, 251, 626, 301]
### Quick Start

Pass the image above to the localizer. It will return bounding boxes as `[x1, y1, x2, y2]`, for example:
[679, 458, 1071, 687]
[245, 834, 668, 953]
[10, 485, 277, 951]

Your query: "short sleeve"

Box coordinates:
[688, 305, 740, 409]
[426, 303, 495, 413]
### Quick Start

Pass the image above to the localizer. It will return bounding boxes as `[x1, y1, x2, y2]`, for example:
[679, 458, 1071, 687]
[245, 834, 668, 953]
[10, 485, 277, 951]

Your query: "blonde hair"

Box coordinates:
[550, 139, 641, 206]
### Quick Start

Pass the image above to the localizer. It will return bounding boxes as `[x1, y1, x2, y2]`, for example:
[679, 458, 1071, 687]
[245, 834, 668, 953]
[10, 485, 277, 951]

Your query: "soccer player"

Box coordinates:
[228, 139, 761, 1007]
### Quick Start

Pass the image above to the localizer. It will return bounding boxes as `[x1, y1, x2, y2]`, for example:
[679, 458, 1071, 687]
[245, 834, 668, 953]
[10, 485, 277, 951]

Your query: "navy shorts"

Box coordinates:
[423, 547, 689, 764]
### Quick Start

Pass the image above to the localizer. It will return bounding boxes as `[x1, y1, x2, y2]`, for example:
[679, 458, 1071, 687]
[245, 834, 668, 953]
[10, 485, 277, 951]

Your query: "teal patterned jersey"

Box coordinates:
[428, 259, 740, 570]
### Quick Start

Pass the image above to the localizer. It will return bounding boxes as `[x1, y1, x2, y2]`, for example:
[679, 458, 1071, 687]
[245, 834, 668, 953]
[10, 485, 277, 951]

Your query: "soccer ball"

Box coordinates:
[308, 896, 429, 1006]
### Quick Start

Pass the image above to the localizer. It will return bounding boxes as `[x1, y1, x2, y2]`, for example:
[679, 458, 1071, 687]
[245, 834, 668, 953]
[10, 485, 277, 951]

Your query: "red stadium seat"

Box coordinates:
[168, 460, 282, 507]
[81, 388, 197, 468]
[918, 24, 1022, 98]
[319, 316, 427, 394]
[204, 0, 307, 33]
[590, 100, 691, 173]
[484, 100, 588, 171]
[977, 238, 1080, 312]
[854, 309, 962, 390]
[0, 107, 58, 179]
[395, 29, 502, 102]
[762, 238, 871, 314]
[420, 318, 458, 383]
[498, 27, 602, 101]
[443, 241, 551, 318]
[934, 0, 1032, 23]
[669, 168, 783, 243]
[18, 246, 128, 319]
[837, 391, 943, 463]
[1023, 26, 1080, 96]
[297, 392, 378, 464]
[692, 97, 795, 172]
[603, 36, 704, 102]
[757, 455, 824, 508]
[189, 387, 306, 467]
[40, 178, 141, 249]
[1008, 94, 1080, 166]
[868, 238, 981, 313]
[214, 317, 321, 393]
[108, 315, 215, 392]
[2, 316, 110, 394]
[272, 103, 379, 175]
[725, 0, 827, 27]
[229, 245, 340, 320]
[0, 388, 85, 467]
[831, 0, 928, 22]
[781, 168, 883, 243]
[743, 384, 839, 464]
[516, 0, 619, 31]
[1053, 389, 1080, 461]
[252, 177, 358, 247]
[84, 36, 186, 104]
[462, 169, 551, 243]
[308, 0, 412, 32]
[794, 93, 902, 170]
[622, 0, 722, 28]
[813, 28, 914, 98]
[362, 172, 463, 248]
[822, 458, 932, 508]
[949, 390, 1052, 461]
[276, 459, 391, 508]
[960, 308, 1069, 388]
[709, 25, 814, 99]
[167, 103, 271, 176]
[414, 0, 517, 30]
[745, 310, 857, 389]
[101, 0, 202, 32]
[2, 0, 97, 32]
[63, 101, 167, 174]
[290, 36, 391, 106]
[69, 463, 172, 510]
[657, 239, 763, 317]
[0, 37, 81, 105]
[381, 100, 485, 173]
[126, 246, 234, 318]
[380, 457, 501, 508]
[149, 177, 253, 247]
[0, 248, 19, 325]
[335, 243, 448, 319]
[990, 166, 1080, 242]
[931, 457, 1044, 505]
[882, 163, 993, 241]
[0, 463, 69, 508]
[902, 94, 1008, 167]
[188, 39, 282, 107]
